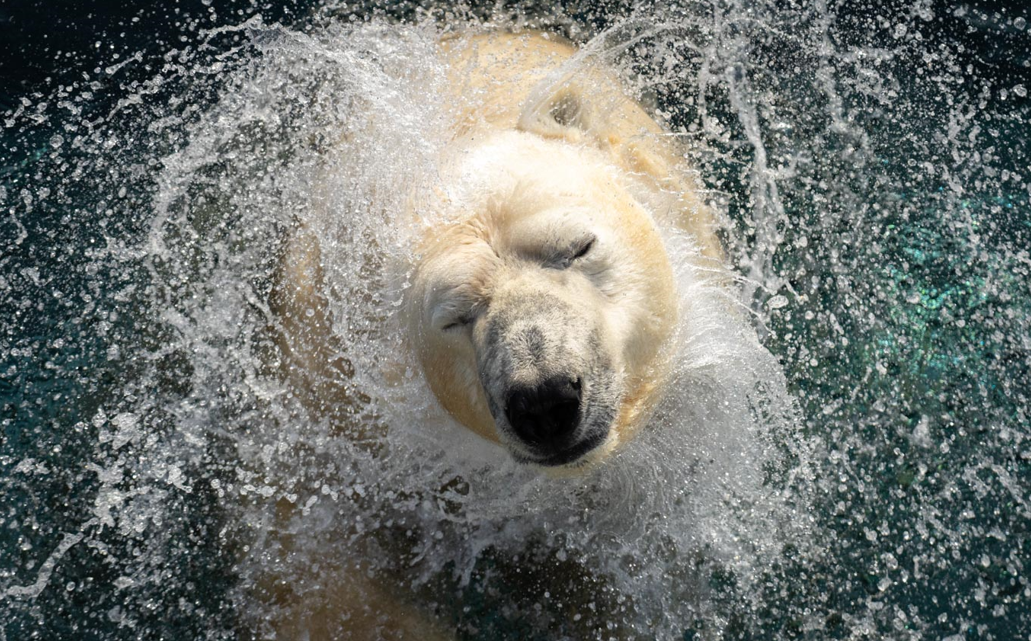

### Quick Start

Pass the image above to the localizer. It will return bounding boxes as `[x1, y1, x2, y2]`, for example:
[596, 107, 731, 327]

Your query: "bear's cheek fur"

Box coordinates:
[595, 226, 678, 386]
[417, 332, 500, 444]
[589, 226, 677, 448]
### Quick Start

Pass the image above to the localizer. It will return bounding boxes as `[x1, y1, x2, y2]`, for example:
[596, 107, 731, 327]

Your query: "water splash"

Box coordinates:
[2, 1, 1028, 639]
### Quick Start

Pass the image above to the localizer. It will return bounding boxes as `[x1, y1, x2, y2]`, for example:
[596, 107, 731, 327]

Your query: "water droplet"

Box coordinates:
[767, 294, 789, 309]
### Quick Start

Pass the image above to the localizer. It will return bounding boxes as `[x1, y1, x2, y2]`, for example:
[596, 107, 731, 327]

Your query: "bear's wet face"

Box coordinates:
[406, 133, 678, 471]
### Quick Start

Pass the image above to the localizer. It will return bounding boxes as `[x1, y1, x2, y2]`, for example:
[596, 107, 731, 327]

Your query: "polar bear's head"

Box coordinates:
[406, 116, 678, 469]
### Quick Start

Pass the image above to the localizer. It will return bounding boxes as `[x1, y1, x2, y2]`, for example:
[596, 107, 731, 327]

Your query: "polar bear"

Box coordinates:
[267, 29, 724, 638]
[277, 30, 721, 469]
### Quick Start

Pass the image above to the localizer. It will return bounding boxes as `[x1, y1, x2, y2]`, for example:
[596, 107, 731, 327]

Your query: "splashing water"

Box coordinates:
[2, 1, 1029, 639]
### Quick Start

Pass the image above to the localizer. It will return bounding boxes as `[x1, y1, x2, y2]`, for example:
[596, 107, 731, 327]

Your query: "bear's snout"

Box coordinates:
[505, 375, 582, 450]
[472, 286, 620, 466]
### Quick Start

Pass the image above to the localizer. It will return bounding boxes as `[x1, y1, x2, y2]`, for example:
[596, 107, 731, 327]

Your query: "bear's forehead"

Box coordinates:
[443, 130, 622, 207]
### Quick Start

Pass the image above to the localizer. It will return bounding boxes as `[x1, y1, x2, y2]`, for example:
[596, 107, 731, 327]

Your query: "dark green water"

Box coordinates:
[2, 1, 1029, 639]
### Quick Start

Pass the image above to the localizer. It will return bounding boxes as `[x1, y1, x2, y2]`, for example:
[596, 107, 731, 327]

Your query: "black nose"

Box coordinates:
[505, 376, 582, 448]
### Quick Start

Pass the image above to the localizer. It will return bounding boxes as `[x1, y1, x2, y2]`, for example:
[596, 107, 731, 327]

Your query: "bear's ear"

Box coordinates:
[518, 80, 675, 179]
[517, 83, 600, 146]
[517, 78, 664, 173]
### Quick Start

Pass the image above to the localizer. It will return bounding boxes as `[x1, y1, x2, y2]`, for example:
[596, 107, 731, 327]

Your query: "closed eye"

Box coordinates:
[571, 235, 595, 261]
[441, 314, 474, 332]
[555, 234, 596, 269]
